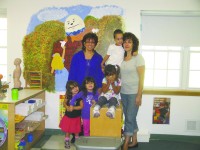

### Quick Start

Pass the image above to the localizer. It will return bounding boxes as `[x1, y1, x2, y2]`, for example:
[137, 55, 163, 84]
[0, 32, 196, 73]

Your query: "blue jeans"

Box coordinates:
[121, 93, 139, 136]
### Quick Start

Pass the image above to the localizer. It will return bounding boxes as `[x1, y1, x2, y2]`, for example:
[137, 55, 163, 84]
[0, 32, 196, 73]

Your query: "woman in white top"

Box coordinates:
[120, 32, 145, 150]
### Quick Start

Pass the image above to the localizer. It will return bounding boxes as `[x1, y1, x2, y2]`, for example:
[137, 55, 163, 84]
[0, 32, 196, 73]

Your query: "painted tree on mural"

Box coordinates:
[84, 15, 124, 56]
[23, 21, 65, 91]
[84, 15, 99, 28]
[96, 15, 124, 56]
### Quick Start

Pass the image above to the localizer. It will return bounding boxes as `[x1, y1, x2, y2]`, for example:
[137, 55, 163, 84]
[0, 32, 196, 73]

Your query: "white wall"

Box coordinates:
[1, 0, 200, 135]
[138, 95, 200, 136]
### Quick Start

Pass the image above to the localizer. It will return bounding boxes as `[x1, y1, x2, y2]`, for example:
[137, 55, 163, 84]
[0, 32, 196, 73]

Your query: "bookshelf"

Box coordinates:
[25, 71, 42, 89]
[0, 89, 45, 150]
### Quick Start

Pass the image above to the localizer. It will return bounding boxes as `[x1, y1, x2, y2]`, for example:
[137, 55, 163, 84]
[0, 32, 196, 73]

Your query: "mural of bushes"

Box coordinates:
[96, 15, 124, 56]
[23, 21, 65, 92]
[85, 15, 124, 56]
[84, 15, 99, 29]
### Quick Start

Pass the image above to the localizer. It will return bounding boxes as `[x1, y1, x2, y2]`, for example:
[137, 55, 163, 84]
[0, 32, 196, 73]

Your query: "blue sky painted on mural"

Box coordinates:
[27, 5, 123, 34]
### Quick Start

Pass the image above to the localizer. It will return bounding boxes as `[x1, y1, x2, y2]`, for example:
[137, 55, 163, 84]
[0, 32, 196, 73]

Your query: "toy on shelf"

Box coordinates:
[13, 58, 22, 89]
[17, 139, 26, 150]
[25, 71, 42, 89]
[15, 114, 25, 123]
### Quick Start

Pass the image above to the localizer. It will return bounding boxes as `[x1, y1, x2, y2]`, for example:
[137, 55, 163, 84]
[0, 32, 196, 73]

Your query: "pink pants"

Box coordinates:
[83, 119, 90, 136]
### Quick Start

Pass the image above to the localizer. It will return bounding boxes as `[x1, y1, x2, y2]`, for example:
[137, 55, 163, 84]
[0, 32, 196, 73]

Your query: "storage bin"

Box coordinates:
[75, 136, 122, 150]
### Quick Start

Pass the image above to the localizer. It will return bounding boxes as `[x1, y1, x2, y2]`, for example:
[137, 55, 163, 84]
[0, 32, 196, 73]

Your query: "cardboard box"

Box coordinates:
[90, 105, 122, 137]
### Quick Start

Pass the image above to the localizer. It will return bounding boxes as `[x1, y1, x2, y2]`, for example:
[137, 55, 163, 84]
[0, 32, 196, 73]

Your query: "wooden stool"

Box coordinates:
[90, 105, 122, 137]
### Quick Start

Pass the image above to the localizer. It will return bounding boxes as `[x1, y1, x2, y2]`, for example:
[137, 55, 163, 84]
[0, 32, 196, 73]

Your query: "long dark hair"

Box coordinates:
[82, 32, 98, 51]
[65, 80, 78, 101]
[123, 32, 139, 57]
[104, 64, 120, 80]
[81, 77, 97, 97]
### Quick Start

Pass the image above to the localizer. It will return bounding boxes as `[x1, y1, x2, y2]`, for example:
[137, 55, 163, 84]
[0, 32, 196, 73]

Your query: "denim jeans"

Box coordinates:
[121, 93, 139, 136]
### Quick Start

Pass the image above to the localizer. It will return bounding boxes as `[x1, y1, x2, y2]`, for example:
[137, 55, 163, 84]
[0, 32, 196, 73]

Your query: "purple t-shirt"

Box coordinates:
[68, 50, 104, 89]
[70, 91, 99, 119]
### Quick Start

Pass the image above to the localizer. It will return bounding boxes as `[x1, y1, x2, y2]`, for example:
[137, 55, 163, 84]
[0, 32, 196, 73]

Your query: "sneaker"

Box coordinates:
[65, 140, 70, 149]
[93, 110, 100, 118]
[106, 111, 113, 118]
[106, 107, 115, 119]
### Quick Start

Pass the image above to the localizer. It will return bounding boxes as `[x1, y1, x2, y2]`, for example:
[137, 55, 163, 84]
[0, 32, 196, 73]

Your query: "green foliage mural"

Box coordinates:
[95, 15, 124, 56]
[23, 21, 65, 92]
[84, 15, 124, 56]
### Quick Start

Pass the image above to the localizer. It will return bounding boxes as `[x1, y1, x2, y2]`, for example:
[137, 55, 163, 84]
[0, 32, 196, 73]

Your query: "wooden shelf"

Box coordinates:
[25, 129, 44, 150]
[0, 89, 45, 150]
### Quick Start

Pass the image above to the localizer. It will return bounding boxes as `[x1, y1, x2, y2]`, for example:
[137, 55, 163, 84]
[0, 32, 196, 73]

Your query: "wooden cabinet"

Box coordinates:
[0, 89, 45, 150]
[25, 71, 42, 89]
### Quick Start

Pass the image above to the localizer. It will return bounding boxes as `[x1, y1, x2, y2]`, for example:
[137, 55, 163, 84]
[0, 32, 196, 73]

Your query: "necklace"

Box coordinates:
[86, 59, 91, 66]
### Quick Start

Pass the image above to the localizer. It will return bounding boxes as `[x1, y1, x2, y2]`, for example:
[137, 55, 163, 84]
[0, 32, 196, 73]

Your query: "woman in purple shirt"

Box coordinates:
[68, 33, 104, 90]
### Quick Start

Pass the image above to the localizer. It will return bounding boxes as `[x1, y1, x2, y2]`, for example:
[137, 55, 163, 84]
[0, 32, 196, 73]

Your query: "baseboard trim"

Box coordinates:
[44, 129, 64, 135]
[151, 134, 200, 144]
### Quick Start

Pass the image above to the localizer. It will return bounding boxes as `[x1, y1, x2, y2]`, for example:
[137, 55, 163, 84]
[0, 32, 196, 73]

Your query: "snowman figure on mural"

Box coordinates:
[52, 14, 93, 91]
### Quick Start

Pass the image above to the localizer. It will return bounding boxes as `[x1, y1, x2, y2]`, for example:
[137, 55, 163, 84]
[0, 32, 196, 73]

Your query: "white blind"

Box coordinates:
[0, 8, 7, 18]
[141, 11, 200, 46]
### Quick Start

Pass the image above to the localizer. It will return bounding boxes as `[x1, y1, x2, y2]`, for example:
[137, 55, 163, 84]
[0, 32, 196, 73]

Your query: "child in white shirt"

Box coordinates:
[101, 29, 124, 71]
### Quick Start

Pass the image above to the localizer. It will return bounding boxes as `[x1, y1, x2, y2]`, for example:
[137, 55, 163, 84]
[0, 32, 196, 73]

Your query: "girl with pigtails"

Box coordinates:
[93, 64, 121, 119]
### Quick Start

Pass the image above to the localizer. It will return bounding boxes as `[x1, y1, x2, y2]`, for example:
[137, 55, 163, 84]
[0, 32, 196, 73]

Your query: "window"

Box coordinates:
[141, 46, 200, 89]
[188, 47, 200, 88]
[141, 11, 200, 90]
[0, 9, 7, 81]
[141, 46, 181, 88]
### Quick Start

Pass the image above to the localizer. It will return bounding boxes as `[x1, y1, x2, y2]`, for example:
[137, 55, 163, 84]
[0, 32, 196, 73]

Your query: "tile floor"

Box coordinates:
[30, 133, 200, 150]
[32, 135, 122, 150]
[40, 135, 76, 150]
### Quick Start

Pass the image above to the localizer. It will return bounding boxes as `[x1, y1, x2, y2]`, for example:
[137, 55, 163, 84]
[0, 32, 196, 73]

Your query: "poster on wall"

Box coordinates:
[59, 95, 66, 124]
[0, 104, 8, 147]
[152, 97, 170, 124]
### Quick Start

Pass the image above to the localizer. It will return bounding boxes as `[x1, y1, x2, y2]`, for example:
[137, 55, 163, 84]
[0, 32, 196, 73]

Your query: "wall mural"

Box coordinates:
[23, 5, 124, 92]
